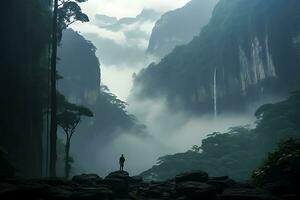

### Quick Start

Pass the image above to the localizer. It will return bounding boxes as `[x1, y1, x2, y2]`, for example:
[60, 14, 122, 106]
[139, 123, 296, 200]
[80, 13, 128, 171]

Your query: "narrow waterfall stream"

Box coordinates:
[214, 68, 217, 118]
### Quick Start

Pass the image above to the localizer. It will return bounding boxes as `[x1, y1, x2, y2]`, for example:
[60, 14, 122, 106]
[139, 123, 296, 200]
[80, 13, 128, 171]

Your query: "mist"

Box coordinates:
[70, 94, 257, 176]
[68, 0, 256, 176]
[2, 0, 300, 199]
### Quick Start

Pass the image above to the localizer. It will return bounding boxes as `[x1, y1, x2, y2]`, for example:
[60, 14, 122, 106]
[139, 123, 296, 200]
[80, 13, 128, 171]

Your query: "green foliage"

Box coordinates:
[57, 92, 93, 133]
[141, 92, 300, 181]
[135, 0, 300, 114]
[255, 91, 300, 147]
[191, 145, 201, 153]
[58, 0, 89, 41]
[58, 29, 145, 140]
[141, 126, 261, 181]
[57, 91, 93, 178]
[101, 85, 128, 110]
[253, 139, 300, 185]
[57, 92, 93, 117]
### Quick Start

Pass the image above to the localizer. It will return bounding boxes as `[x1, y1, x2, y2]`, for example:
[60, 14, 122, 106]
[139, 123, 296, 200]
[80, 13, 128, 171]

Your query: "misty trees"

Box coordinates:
[140, 91, 300, 181]
[50, 0, 89, 177]
[57, 0, 89, 41]
[57, 93, 93, 179]
[252, 138, 300, 186]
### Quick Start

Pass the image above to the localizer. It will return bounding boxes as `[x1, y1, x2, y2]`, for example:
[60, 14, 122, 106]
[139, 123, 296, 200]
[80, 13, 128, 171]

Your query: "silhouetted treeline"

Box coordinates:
[0, 1, 52, 177]
[141, 91, 300, 181]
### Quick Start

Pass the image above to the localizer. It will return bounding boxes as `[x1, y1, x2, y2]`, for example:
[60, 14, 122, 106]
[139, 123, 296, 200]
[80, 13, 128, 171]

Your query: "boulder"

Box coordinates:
[265, 181, 299, 197]
[175, 171, 209, 183]
[282, 194, 300, 200]
[70, 187, 113, 200]
[176, 181, 217, 199]
[0, 183, 47, 199]
[221, 188, 278, 200]
[43, 187, 72, 199]
[105, 171, 129, 180]
[104, 171, 131, 197]
[207, 176, 236, 194]
[72, 174, 102, 185]
[143, 182, 175, 198]
[129, 176, 143, 184]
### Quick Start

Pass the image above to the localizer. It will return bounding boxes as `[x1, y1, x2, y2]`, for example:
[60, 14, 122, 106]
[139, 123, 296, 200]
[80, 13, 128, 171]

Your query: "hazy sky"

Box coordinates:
[71, 0, 190, 100]
[79, 0, 190, 19]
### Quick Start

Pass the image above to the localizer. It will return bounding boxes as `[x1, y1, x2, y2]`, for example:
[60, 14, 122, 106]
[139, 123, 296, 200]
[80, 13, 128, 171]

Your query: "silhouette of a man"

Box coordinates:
[119, 154, 125, 171]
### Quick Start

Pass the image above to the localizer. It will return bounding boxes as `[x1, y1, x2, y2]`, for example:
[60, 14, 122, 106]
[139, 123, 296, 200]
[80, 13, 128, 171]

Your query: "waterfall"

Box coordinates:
[213, 68, 217, 118]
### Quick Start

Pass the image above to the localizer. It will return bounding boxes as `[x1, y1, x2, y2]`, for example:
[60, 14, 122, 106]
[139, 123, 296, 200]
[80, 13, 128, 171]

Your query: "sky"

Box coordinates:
[78, 0, 190, 19]
[71, 0, 190, 100]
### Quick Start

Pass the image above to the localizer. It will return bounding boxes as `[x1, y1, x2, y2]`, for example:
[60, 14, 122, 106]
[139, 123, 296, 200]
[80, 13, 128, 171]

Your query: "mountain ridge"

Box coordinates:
[134, 0, 300, 115]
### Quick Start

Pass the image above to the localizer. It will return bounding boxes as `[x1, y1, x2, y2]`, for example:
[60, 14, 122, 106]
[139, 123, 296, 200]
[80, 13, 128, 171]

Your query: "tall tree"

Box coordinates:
[57, 94, 93, 178]
[49, 0, 89, 177]
[49, 0, 59, 177]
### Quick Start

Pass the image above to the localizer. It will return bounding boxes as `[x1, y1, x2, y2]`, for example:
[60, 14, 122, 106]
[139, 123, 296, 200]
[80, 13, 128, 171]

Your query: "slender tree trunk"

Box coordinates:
[50, 0, 58, 177]
[65, 137, 71, 179]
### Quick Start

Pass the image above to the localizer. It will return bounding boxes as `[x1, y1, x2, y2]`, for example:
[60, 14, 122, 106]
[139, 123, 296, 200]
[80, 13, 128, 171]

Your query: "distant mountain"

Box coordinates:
[147, 0, 218, 58]
[95, 15, 118, 27]
[90, 9, 161, 67]
[58, 29, 145, 140]
[134, 0, 300, 115]
[95, 9, 161, 32]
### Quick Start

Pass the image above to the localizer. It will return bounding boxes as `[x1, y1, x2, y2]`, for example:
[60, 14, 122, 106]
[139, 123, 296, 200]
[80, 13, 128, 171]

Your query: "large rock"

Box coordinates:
[265, 181, 300, 197]
[104, 171, 131, 197]
[138, 181, 175, 199]
[207, 176, 236, 194]
[70, 187, 113, 200]
[176, 181, 217, 200]
[0, 182, 47, 199]
[43, 187, 73, 199]
[105, 171, 129, 180]
[129, 176, 143, 184]
[175, 171, 209, 183]
[221, 188, 278, 200]
[72, 174, 103, 185]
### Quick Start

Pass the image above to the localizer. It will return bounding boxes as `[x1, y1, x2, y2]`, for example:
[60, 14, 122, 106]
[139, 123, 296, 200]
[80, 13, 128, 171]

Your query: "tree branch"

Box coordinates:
[70, 119, 80, 139]
[58, 0, 71, 7]
[65, 20, 77, 27]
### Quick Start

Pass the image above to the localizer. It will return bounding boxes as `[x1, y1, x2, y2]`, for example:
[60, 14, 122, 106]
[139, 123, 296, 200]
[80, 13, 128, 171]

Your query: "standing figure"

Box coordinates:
[119, 154, 125, 171]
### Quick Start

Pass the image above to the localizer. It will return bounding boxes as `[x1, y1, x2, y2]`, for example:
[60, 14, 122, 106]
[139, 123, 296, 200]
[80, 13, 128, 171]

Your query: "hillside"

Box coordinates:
[147, 0, 218, 58]
[140, 91, 300, 181]
[135, 0, 300, 115]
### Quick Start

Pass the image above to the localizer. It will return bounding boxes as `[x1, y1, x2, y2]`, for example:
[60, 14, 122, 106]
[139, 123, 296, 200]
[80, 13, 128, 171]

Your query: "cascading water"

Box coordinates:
[213, 68, 217, 118]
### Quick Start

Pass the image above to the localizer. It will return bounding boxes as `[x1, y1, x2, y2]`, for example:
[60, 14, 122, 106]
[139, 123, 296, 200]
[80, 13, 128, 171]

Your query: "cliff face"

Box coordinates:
[147, 0, 218, 58]
[58, 29, 101, 106]
[134, 0, 300, 115]
[58, 29, 141, 138]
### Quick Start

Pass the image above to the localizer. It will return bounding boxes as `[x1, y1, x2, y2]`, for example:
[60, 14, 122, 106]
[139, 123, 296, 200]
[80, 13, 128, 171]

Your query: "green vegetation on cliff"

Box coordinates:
[141, 91, 300, 181]
[135, 0, 300, 114]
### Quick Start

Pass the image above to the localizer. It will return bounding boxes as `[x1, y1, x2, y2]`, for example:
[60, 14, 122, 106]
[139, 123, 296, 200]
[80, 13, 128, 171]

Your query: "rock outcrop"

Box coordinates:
[0, 170, 291, 200]
[134, 0, 300, 115]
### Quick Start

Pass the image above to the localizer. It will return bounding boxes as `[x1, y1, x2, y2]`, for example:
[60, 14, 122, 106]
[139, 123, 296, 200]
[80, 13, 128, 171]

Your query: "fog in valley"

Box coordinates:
[2, 1, 300, 199]
[65, 0, 265, 176]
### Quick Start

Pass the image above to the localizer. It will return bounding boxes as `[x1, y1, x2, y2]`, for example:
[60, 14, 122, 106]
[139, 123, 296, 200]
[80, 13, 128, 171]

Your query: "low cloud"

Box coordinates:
[71, 96, 256, 176]
[72, 23, 127, 46]
[79, 0, 190, 19]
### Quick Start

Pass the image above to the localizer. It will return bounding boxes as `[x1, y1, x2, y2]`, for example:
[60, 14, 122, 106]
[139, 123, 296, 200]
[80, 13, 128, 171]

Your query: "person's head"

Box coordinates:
[121, 154, 124, 157]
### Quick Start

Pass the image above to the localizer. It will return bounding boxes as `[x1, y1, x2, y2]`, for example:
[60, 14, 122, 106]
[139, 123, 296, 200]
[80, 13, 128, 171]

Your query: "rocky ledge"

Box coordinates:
[0, 170, 298, 200]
